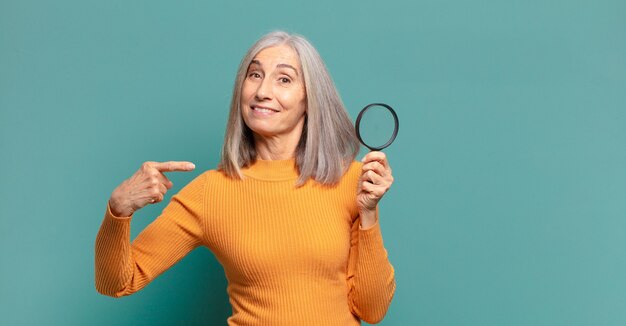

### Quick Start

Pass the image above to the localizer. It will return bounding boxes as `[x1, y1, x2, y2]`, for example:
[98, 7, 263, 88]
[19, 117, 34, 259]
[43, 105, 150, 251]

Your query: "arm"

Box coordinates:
[348, 151, 396, 323]
[347, 209, 396, 324]
[94, 173, 206, 297]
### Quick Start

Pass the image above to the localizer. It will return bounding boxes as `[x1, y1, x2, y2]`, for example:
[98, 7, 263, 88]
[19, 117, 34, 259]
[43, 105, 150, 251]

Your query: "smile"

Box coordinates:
[251, 105, 279, 114]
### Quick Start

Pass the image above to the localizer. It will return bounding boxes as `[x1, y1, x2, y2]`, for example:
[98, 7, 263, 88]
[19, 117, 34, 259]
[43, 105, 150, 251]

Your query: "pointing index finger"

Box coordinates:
[153, 161, 196, 172]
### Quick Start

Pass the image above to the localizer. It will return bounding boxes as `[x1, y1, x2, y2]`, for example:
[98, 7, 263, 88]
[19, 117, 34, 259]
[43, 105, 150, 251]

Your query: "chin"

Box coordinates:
[247, 124, 278, 138]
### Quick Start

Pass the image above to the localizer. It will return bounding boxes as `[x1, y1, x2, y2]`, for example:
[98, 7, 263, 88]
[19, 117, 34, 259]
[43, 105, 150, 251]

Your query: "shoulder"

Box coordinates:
[340, 160, 363, 185]
[346, 160, 363, 176]
[175, 168, 236, 201]
[175, 170, 209, 194]
[179, 169, 225, 191]
[202, 168, 241, 188]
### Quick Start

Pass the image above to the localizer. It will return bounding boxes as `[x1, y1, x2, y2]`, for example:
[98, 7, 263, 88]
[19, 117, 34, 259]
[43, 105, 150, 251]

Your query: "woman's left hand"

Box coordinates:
[357, 151, 394, 228]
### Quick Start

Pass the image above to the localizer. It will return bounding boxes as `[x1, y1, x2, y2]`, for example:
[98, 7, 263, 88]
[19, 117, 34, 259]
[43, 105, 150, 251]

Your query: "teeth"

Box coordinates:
[253, 106, 276, 113]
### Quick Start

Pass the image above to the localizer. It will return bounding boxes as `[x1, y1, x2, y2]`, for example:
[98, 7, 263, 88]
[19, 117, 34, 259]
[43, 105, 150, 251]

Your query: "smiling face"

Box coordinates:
[240, 45, 307, 142]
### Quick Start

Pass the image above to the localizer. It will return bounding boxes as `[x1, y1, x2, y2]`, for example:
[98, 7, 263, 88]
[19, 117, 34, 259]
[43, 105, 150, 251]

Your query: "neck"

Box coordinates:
[253, 133, 301, 160]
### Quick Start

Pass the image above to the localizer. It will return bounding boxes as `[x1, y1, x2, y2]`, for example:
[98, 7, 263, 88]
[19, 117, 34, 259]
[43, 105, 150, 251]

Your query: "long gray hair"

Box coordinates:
[219, 31, 360, 186]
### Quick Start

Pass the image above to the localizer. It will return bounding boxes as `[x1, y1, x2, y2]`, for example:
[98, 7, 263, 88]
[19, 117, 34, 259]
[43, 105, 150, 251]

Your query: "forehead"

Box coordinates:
[251, 45, 301, 69]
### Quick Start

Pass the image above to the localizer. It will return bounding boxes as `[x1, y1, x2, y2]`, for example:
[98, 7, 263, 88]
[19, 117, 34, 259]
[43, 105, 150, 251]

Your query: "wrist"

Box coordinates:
[359, 208, 378, 229]
[108, 197, 131, 218]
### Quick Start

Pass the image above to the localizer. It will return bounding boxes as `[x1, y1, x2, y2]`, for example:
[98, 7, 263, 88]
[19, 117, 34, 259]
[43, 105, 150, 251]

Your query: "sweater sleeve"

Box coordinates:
[95, 172, 206, 298]
[347, 209, 396, 324]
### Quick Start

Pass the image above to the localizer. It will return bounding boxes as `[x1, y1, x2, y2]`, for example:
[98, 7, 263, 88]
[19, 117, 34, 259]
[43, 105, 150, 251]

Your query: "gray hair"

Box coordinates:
[219, 31, 360, 186]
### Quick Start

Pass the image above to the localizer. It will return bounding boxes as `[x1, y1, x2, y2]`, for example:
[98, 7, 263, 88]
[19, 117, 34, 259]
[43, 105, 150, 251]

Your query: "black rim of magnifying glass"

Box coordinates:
[355, 103, 399, 151]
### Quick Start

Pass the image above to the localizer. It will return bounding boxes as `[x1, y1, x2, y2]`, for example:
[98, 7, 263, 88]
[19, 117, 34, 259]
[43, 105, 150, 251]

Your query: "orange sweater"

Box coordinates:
[95, 159, 395, 325]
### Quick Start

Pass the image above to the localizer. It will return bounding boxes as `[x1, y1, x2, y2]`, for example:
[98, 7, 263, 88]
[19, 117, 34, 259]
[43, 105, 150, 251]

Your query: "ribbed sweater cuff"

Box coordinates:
[358, 220, 385, 251]
[100, 203, 133, 246]
[96, 203, 134, 296]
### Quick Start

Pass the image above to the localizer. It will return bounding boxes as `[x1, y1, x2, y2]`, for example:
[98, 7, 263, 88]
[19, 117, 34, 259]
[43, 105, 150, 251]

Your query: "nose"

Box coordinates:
[255, 76, 272, 101]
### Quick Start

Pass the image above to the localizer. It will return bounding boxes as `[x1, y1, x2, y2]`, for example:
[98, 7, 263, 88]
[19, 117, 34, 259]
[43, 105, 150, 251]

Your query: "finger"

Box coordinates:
[361, 151, 389, 169]
[361, 169, 384, 185]
[152, 161, 196, 172]
[362, 161, 387, 177]
[360, 179, 374, 193]
[361, 180, 386, 198]
[137, 189, 162, 205]
[143, 173, 173, 190]
[154, 173, 174, 189]
[361, 167, 393, 191]
[147, 187, 165, 203]
[157, 183, 168, 195]
[363, 161, 394, 188]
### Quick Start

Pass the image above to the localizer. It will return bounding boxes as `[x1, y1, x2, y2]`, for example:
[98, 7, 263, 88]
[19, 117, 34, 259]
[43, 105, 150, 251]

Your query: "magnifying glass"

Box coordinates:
[355, 103, 399, 151]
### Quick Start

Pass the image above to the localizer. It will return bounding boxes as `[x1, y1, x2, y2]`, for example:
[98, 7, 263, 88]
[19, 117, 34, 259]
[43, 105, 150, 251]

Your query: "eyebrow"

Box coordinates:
[250, 60, 299, 76]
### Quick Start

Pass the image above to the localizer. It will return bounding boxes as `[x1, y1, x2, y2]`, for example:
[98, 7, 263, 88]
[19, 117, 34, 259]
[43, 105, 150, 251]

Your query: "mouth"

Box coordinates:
[250, 105, 279, 114]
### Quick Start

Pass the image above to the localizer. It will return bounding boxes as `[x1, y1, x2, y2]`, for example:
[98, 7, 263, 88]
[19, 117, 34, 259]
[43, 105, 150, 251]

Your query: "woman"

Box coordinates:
[95, 31, 396, 325]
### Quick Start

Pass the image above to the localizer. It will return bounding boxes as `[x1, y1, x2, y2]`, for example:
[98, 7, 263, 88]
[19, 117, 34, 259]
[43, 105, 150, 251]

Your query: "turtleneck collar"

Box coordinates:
[241, 158, 299, 181]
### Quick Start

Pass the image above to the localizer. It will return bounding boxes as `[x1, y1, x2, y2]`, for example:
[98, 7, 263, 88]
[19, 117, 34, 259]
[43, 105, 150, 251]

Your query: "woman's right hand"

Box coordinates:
[108, 161, 196, 217]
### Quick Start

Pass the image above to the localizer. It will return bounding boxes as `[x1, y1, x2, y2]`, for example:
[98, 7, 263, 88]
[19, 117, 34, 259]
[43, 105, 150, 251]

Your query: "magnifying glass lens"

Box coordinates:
[358, 106, 395, 148]
[355, 103, 399, 151]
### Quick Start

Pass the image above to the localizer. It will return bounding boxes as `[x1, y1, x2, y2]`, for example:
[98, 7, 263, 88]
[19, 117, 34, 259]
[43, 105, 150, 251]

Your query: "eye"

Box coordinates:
[248, 72, 262, 79]
[279, 77, 291, 84]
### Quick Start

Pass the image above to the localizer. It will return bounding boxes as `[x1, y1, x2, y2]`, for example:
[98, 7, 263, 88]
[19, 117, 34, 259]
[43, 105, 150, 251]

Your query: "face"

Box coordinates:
[240, 45, 307, 140]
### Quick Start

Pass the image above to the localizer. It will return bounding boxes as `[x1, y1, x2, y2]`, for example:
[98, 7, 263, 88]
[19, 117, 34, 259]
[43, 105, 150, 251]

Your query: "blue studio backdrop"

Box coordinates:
[1, 0, 625, 325]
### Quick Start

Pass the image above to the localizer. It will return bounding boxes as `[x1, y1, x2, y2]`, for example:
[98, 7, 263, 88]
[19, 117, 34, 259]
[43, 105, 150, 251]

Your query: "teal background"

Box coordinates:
[1, 0, 625, 325]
